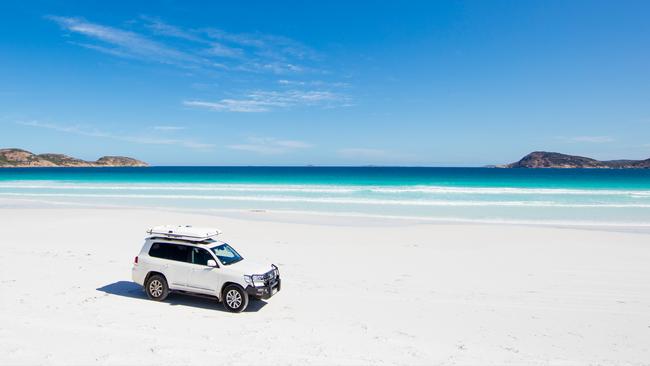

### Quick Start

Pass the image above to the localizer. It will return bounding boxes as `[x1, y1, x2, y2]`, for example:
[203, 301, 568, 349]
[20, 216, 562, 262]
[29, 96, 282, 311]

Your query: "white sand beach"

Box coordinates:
[1, 205, 649, 365]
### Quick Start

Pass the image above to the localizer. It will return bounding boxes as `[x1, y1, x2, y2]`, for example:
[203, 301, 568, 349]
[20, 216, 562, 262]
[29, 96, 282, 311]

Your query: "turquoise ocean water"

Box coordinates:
[1, 167, 650, 226]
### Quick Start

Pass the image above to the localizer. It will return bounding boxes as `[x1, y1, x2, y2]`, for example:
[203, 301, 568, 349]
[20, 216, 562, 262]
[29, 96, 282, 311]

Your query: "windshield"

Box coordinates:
[210, 243, 243, 265]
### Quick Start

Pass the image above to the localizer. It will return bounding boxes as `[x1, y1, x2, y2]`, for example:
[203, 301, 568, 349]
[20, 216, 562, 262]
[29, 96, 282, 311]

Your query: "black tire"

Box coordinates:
[145, 274, 169, 301]
[222, 284, 248, 313]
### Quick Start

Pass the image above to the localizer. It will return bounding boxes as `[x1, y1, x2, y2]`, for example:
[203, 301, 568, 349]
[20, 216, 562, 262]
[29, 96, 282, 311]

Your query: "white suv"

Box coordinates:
[132, 225, 281, 312]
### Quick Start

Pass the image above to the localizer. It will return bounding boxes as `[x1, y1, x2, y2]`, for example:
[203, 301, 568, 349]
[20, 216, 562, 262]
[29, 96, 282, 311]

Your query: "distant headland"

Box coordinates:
[502, 151, 650, 169]
[0, 148, 147, 167]
[2, 148, 649, 169]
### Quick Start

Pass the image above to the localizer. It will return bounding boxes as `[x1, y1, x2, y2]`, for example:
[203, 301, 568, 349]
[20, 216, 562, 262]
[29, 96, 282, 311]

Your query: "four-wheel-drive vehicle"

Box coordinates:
[132, 225, 281, 312]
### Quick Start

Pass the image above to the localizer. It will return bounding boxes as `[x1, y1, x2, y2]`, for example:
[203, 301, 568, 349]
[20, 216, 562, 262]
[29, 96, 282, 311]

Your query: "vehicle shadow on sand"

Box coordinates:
[96, 281, 267, 313]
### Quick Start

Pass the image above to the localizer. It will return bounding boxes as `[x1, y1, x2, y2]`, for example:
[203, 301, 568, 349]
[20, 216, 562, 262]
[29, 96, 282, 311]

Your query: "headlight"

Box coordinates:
[243, 275, 253, 285]
[244, 274, 265, 287]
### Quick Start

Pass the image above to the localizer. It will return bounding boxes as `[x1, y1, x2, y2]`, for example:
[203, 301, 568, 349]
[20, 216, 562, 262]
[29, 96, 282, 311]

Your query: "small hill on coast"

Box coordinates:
[504, 151, 650, 168]
[0, 148, 147, 167]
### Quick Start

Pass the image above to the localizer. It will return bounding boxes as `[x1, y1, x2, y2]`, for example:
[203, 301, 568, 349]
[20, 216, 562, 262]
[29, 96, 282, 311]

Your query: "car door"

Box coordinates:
[151, 243, 193, 290]
[187, 247, 221, 295]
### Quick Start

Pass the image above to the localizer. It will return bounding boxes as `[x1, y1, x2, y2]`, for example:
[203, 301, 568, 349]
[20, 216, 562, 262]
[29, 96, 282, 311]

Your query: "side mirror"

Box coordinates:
[207, 259, 218, 267]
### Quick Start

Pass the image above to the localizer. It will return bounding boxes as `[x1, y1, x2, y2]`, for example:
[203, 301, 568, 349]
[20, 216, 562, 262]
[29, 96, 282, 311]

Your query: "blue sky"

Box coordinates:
[1, 0, 649, 166]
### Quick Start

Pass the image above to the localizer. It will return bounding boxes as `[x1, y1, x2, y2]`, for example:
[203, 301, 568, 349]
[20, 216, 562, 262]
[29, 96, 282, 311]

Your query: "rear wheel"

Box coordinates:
[145, 274, 169, 301]
[223, 285, 248, 312]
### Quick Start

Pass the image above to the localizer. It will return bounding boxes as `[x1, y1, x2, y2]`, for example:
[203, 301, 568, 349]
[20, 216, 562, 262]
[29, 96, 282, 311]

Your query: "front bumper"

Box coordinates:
[245, 265, 281, 299]
[245, 278, 281, 299]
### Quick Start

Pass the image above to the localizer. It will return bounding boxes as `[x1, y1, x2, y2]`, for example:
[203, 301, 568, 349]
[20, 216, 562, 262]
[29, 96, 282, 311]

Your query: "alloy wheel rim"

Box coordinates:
[226, 289, 242, 308]
[149, 280, 163, 297]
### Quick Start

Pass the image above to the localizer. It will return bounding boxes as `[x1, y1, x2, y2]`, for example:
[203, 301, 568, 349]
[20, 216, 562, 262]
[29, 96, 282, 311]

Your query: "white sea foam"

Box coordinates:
[1, 192, 650, 208]
[1, 182, 650, 196]
[2, 196, 649, 228]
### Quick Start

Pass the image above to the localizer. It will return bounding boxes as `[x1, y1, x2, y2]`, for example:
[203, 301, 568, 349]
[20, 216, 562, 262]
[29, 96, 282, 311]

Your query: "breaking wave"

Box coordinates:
[1, 182, 650, 197]
[1, 192, 650, 208]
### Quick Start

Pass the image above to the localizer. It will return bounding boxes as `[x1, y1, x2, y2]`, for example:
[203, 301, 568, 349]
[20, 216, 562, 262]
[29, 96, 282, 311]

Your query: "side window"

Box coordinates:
[169, 244, 191, 262]
[149, 243, 170, 259]
[192, 247, 215, 266]
[149, 243, 190, 263]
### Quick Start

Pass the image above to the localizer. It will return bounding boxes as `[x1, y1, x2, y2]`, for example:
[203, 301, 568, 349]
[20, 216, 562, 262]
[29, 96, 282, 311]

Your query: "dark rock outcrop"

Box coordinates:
[505, 151, 650, 169]
[0, 148, 148, 167]
[95, 156, 148, 167]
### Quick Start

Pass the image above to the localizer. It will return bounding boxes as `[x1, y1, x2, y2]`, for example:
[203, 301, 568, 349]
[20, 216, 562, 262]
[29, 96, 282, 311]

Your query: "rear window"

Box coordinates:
[149, 243, 191, 263]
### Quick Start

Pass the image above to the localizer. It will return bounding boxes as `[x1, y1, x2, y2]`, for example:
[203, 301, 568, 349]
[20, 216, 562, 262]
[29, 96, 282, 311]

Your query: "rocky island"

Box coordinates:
[504, 151, 650, 169]
[0, 148, 147, 167]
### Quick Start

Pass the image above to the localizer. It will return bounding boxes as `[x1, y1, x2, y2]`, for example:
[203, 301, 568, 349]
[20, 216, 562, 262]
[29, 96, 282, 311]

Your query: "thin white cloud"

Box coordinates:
[46, 16, 352, 110]
[278, 79, 350, 88]
[48, 16, 325, 76]
[47, 16, 203, 68]
[183, 100, 271, 113]
[247, 90, 339, 105]
[227, 137, 312, 154]
[184, 89, 346, 112]
[278, 79, 306, 86]
[205, 43, 244, 59]
[202, 28, 318, 61]
[557, 136, 614, 143]
[71, 42, 135, 59]
[141, 18, 319, 63]
[153, 125, 186, 131]
[237, 62, 308, 74]
[18, 120, 212, 150]
[140, 17, 245, 60]
[140, 15, 204, 43]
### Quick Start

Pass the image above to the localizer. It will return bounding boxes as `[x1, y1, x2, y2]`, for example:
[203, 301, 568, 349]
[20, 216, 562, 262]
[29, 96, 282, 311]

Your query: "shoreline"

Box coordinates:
[3, 197, 650, 233]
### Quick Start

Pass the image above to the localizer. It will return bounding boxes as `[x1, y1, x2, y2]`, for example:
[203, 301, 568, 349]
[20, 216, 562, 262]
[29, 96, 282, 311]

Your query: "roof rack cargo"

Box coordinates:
[146, 225, 222, 242]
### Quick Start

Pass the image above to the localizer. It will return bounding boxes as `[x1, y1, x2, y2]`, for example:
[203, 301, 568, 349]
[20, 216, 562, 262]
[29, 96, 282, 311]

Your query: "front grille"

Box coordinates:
[257, 265, 279, 286]
[263, 269, 276, 282]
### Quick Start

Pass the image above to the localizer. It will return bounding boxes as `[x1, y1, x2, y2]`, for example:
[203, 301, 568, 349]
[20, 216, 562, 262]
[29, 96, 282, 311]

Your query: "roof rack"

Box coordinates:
[146, 225, 222, 242]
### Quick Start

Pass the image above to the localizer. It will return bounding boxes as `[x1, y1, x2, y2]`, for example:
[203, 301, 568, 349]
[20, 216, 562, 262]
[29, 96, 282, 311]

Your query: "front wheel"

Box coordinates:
[145, 274, 169, 301]
[223, 285, 248, 313]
